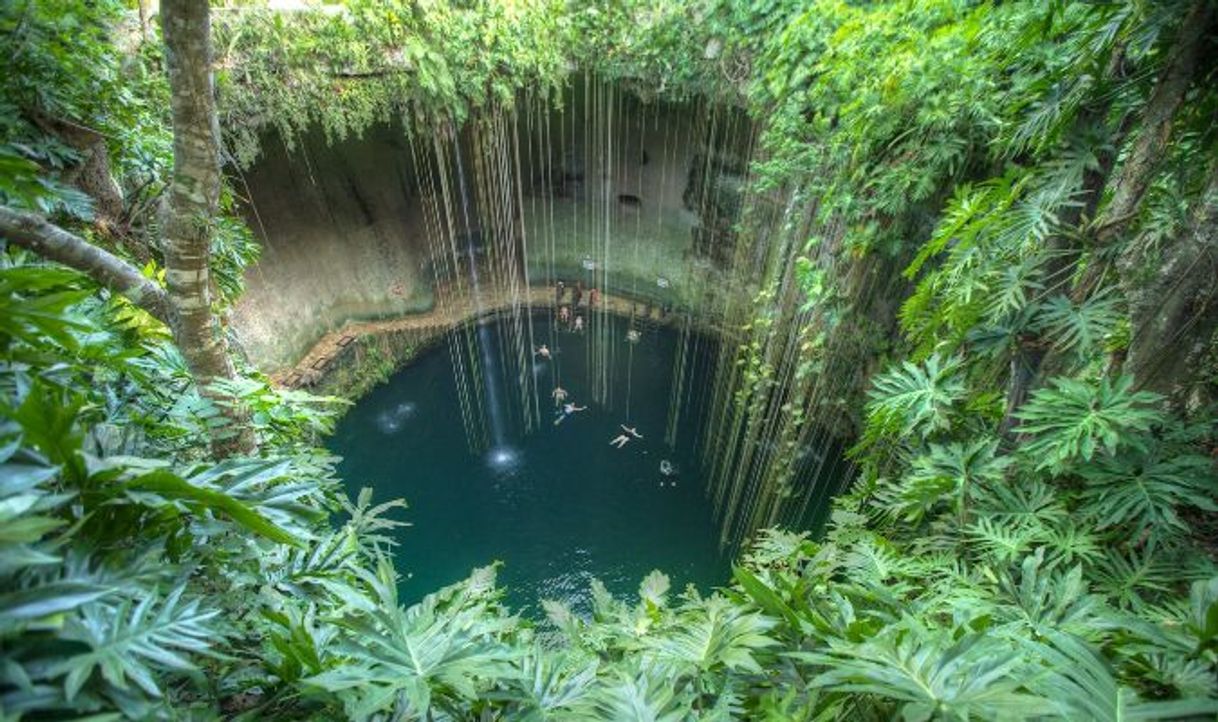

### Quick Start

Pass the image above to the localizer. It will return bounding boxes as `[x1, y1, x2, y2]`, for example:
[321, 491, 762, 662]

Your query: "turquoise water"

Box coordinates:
[328, 312, 728, 615]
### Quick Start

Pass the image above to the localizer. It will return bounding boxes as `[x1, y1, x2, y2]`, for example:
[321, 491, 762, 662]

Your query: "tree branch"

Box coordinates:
[0, 205, 173, 325]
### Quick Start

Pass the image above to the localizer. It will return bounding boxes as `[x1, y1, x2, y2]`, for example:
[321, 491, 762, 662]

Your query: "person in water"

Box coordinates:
[573, 315, 585, 332]
[609, 425, 643, 448]
[534, 345, 551, 359]
[558, 305, 571, 324]
[551, 386, 568, 405]
[626, 328, 641, 343]
[553, 402, 587, 425]
[659, 459, 679, 487]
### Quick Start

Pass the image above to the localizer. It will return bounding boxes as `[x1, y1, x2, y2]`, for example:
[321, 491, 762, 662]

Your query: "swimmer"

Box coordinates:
[609, 425, 643, 449]
[558, 305, 571, 324]
[551, 386, 568, 405]
[626, 328, 641, 343]
[534, 345, 551, 359]
[660, 459, 677, 476]
[553, 402, 587, 425]
[573, 316, 585, 332]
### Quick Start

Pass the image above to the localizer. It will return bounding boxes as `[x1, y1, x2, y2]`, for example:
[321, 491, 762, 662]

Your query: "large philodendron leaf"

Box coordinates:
[863, 354, 966, 442]
[50, 585, 220, 701]
[1076, 448, 1217, 544]
[796, 620, 1053, 721]
[505, 649, 599, 721]
[648, 595, 777, 675]
[124, 468, 300, 547]
[305, 565, 521, 720]
[579, 662, 695, 722]
[1030, 631, 1218, 721]
[1032, 290, 1121, 359]
[1014, 375, 1161, 471]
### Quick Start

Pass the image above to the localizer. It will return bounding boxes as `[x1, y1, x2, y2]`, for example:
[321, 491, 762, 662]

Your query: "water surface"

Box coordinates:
[328, 312, 728, 615]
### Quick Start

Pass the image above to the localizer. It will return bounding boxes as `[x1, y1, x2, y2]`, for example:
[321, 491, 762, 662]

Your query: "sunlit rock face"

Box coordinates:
[230, 122, 434, 369]
[230, 82, 751, 371]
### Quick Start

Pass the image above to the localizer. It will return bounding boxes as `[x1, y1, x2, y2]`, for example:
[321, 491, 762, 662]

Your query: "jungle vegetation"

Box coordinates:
[1, 0, 1217, 719]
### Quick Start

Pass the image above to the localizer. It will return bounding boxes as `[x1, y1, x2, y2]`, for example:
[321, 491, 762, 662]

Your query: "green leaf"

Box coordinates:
[126, 470, 300, 547]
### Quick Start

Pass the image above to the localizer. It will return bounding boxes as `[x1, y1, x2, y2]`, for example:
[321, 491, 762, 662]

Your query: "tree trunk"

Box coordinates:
[0, 205, 172, 324]
[1126, 165, 1218, 409]
[161, 0, 255, 457]
[1098, 0, 1214, 248]
[27, 110, 127, 234]
[1001, 4, 1213, 434]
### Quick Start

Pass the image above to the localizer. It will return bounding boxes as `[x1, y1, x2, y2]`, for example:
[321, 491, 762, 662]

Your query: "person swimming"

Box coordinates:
[558, 305, 571, 324]
[534, 345, 551, 359]
[553, 402, 587, 425]
[551, 386, 568, 405]
[609, 425, 643, 448]
[573, 315, 584, 332]
[626, 328, 641, 343]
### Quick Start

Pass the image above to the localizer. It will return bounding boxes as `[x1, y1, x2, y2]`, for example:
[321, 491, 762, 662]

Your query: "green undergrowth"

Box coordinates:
[1, 0, 1217, 719]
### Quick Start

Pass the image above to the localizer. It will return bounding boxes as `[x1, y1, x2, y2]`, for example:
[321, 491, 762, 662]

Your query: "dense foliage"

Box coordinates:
[2, 0, 1216, 720]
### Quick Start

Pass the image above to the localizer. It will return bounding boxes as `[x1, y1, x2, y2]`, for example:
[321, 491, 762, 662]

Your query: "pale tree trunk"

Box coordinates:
[161, 0, 255, 457]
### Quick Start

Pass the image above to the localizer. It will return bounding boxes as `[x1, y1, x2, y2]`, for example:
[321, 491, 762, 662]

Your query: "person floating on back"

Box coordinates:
[553, 402, 587, 425]
[609, 425, 643, 448]
[551, 386, 568, 405]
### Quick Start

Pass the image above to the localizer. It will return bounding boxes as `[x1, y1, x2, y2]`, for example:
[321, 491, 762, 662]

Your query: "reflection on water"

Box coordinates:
[375, 401, 418, 434]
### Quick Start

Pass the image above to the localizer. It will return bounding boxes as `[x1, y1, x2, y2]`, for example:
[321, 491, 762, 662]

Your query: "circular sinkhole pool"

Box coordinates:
[327, 311, 729, 615]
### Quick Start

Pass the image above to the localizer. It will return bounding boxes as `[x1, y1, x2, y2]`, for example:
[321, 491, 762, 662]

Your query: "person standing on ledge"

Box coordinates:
[589, 287, 600, 308]
[555, 280, 565, 304]
[572, 281, 584, 308]
[609, 425, 643, 448]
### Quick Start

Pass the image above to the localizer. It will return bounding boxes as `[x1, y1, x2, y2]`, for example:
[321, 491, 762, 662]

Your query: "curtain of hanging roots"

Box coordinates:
[397, 83, 868, 550]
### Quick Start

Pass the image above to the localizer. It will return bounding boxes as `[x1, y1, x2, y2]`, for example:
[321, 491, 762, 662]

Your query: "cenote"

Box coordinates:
[241, 76, 861, 619]
[329, 311, 740, 614]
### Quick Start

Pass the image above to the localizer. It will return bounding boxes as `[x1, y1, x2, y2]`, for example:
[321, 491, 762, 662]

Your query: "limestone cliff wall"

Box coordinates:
[230, 122, 433, 369]
[230, 90, 748, 371]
